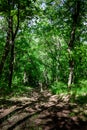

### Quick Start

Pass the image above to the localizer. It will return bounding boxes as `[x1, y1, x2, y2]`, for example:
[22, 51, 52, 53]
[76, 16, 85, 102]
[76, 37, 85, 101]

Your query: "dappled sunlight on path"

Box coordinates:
[0, 89, 87, 130]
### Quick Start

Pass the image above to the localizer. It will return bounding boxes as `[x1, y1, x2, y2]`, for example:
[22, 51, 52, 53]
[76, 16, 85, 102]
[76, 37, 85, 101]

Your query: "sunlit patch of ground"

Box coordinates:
[0, 89, 87, 130]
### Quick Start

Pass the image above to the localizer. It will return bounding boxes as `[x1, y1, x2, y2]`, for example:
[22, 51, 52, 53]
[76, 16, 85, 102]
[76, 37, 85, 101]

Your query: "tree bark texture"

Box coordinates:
[0, 0, 20, 89]
[8, 2, 20, 89]
[67, 1, 81, 89]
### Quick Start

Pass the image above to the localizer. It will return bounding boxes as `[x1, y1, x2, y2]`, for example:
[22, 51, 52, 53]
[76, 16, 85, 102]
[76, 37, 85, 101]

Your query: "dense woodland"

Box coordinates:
[0, 0, 87, 129]
[0, 0, 87, 93]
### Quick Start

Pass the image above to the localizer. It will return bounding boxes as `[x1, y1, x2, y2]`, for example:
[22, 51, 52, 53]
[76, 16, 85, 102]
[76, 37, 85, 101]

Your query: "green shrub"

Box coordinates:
[50, 81, 67, 94]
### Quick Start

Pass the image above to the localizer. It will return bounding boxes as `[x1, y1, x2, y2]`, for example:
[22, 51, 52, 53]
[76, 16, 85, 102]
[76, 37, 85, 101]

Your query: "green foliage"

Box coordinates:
[75, 94, 87, 105]
[78, 80, 87, 89]
[69, 81, 87, 97]
[50, 81, 67, 94]
[0, 0, 87, 96]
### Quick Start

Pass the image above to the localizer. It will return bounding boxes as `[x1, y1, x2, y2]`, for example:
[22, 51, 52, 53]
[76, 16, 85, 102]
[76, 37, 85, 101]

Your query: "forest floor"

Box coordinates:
[0, 88, 87, 130]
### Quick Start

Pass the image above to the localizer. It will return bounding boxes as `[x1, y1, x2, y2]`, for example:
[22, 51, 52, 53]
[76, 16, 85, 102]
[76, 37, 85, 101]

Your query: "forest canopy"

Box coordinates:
[0, 0, 87, 94]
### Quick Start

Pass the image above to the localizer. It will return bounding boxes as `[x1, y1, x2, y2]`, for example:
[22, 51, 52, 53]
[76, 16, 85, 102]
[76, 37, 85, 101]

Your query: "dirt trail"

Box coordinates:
[0, 89, 87, 130]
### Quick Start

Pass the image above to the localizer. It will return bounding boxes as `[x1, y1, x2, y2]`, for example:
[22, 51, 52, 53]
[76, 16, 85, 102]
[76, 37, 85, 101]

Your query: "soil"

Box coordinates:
[0, 89, 87, 130]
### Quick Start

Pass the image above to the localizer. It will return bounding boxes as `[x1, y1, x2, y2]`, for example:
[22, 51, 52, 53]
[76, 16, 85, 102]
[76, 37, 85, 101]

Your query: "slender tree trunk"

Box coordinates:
[68, 60, 74, 88]
[8, 2, 20, 88]
[8, 40, 14, 89]
[67, 1, 80, 89]
[0, 0, 19, 88]
[67, 26, 76, 89]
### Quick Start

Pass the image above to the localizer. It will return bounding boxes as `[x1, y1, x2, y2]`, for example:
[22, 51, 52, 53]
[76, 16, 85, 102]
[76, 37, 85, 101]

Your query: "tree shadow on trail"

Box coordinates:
[0, 89, 87, 130]
[0, 99, 22, 108]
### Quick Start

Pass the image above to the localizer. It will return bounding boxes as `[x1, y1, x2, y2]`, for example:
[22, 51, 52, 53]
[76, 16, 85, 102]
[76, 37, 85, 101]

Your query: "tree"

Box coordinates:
[38, 0, 87, 89]
[62, 0, 86, 88]
[0, 0, 36, 88]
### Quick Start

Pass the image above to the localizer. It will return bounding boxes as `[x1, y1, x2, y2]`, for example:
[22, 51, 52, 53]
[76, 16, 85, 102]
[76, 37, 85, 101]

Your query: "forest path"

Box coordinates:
[0, 89, 87, 130]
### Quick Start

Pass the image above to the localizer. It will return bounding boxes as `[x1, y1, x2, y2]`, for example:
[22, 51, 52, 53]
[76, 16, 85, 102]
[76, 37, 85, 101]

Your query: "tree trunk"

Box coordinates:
[68, 60, 74, 88]
[67, 1, 80, 89]
[8, 40, 14, 89]
[0, 0, 19, 88]
[8, 2, 20, 88]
